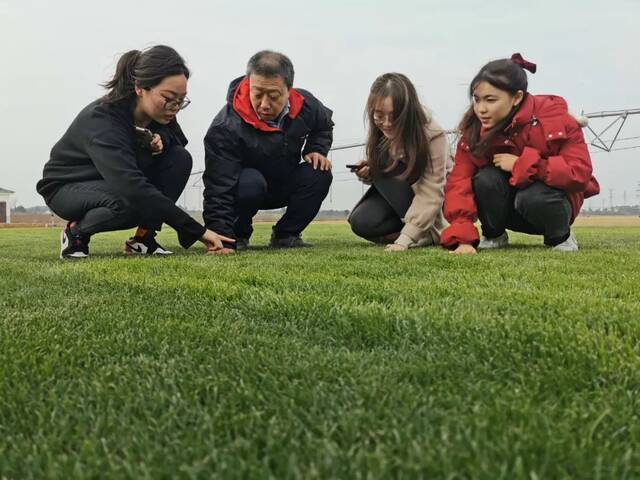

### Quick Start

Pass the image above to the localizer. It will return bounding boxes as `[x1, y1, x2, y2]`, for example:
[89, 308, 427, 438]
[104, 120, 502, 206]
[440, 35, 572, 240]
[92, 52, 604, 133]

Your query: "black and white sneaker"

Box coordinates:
[60, 223, 89, 260]
[124, 232, 173, 255]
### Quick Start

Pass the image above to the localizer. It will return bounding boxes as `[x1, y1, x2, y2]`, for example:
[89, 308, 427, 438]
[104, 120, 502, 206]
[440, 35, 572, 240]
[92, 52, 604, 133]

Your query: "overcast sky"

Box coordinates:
[1, 0, 639, 210]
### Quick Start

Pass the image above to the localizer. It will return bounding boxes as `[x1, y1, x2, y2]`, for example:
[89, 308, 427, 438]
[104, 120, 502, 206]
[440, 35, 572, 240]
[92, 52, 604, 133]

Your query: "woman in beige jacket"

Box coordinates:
[348, 73, 452, 251]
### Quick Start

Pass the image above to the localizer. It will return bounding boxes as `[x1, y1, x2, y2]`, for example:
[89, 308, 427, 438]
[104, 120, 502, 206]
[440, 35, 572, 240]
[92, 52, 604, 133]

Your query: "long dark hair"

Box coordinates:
[365, 73, 431, 184]
[459, 57, 529, 157]
[102, 45, 190, 105]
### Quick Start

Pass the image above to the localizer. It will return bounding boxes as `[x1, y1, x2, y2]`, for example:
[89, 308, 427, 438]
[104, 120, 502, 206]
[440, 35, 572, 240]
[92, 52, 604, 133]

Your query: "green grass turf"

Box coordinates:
[0, 224, 638, 479]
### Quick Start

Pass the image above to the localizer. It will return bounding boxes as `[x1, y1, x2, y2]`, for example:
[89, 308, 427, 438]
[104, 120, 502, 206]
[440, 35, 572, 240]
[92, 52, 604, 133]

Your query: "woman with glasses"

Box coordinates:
[37, 45, 233, 258]
[348, 73, 452, 251]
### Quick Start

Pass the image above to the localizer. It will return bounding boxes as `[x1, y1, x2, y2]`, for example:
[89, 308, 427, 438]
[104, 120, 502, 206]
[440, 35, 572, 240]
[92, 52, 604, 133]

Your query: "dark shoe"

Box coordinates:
[124, 231, 173, 255]
[60, 223, 89, 260]
[370, 232, 400, 244]
[235, 238, 250, 251]
[269, 232, 312, 249]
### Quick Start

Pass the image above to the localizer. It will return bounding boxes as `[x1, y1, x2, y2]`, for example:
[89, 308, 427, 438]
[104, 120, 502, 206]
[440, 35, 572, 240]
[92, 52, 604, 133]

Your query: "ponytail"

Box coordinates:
[101, 45, 190, 106]
[102, 50, 141, 105]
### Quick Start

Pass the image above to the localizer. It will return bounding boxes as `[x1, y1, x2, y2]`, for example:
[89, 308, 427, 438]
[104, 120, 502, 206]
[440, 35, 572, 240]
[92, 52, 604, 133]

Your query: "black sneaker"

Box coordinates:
[269, 232, 312, 249]
[235, 238, 250, 251]
[60, 223, 89, 260]
[124, 231, 173, 255]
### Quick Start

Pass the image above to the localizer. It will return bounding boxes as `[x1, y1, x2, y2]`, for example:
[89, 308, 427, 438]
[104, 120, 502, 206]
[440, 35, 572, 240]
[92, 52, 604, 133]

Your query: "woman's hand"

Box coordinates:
[150, 134, 164, 155]
[353, 161, 370, 181]
[492, 153, 518, 172]
[200, 229, 235, 254]
[450, 244, 477, 255]
[208, 247, 235, 255]
[384, 243, 408, 252]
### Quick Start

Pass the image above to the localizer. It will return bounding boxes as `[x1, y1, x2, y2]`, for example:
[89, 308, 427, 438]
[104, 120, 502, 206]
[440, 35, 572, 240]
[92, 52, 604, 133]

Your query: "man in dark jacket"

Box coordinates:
[203, 50, 334, 252]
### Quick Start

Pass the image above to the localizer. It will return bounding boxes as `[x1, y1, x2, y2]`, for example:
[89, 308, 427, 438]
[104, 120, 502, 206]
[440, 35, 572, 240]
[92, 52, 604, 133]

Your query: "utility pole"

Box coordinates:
[609, 188, 614, 210]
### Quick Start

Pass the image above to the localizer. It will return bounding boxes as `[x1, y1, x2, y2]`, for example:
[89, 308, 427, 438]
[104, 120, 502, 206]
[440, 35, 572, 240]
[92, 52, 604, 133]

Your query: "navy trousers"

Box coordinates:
[234, 162, 332, 239]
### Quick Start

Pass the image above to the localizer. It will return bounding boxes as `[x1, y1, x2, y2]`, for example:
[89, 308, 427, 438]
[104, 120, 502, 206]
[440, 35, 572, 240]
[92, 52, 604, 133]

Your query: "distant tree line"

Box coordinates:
[582, 205, 640, 216]
[11, 205, 51, 214]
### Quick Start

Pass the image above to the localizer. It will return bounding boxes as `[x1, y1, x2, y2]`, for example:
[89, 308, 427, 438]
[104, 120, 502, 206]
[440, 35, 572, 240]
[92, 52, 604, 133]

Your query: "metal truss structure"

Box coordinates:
[583, 108, 640, 153]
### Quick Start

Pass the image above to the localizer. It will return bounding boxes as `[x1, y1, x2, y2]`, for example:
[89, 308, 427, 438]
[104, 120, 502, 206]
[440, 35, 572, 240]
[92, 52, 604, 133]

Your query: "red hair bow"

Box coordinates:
[511, 53, 537, 73]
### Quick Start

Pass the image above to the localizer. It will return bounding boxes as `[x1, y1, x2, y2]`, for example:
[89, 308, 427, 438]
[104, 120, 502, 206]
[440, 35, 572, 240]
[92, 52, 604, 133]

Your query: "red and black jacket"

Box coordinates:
[441, 94, 600, 249]
[202, 76, 334, 244]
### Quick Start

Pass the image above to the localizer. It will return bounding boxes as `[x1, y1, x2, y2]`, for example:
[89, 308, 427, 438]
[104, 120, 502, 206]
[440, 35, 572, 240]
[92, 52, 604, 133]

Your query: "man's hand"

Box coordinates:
[450, 244, 478, 255]
[304, 152, 332, 171]
[150, 133, 163, 156]
[492, 153, 518, 172]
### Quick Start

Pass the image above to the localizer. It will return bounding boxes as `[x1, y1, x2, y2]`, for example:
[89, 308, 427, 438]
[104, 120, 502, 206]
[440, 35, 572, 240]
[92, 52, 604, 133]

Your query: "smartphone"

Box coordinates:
[346, 163, 366, 171]
[135, 126, 153, 148]
[494, 144, 512, 154]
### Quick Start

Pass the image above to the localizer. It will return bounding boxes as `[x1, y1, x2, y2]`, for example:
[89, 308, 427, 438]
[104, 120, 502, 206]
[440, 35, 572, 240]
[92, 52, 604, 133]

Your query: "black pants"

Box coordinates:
[234, 162, 332, 239]
[348, 175, 414, 242]
[473, 166, 572, 246]
[47, 146, 192, 237]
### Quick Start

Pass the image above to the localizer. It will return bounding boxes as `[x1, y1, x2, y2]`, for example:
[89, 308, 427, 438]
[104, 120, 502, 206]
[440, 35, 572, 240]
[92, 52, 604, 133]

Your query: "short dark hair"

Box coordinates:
[246, 50, 294, 88]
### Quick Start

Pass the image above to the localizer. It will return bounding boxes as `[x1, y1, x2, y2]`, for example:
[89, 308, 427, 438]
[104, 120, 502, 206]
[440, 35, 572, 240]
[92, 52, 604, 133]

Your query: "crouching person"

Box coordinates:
[36, 45, 233, 259]
[441, 54, 600, 254]
[203, 50, 334, 253]
[348, 73, 452, 251]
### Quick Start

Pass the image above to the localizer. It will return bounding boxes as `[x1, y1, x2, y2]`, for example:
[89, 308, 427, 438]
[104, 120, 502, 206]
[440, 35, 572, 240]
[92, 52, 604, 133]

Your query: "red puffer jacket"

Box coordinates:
[440, 94, 600, 249]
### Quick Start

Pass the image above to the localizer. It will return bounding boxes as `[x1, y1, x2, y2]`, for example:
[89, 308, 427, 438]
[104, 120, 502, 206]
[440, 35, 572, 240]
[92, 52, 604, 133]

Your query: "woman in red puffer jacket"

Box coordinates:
[441, 53, 599, 254]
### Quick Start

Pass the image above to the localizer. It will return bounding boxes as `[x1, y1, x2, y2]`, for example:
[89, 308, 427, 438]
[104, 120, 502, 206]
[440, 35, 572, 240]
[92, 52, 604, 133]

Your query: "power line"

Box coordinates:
[590, 145, 640, 154]
[585, 134, 640, 143]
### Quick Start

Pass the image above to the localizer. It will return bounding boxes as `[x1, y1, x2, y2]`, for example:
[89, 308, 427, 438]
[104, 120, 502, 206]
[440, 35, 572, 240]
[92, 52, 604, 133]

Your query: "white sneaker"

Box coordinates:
[124, 233, 173, 255]
[478, 232, 509, 250]
[60, 223, 89, 260]
[553, 232, 579, 252]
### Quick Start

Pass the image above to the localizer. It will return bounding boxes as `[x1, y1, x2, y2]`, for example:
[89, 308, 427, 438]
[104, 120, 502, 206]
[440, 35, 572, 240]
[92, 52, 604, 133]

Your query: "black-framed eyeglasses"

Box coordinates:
[161, 94, 191, 111]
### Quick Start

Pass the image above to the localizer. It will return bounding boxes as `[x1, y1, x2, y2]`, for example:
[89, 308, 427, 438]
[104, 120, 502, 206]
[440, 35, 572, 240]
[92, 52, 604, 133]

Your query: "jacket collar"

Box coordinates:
[507, 93, 535, 130]
[232, 76, 305, 132]
[476, 95, 535, 138]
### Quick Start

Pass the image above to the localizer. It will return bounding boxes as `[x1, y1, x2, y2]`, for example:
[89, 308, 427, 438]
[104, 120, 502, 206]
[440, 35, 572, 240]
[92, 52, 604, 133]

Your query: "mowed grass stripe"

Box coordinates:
[0, 224, 638, 479]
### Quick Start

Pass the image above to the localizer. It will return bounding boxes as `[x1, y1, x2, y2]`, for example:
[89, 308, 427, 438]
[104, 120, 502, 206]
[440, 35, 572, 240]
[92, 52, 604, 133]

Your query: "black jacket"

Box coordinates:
[202, 76, 334, 242]
[36, 99, 205, 248]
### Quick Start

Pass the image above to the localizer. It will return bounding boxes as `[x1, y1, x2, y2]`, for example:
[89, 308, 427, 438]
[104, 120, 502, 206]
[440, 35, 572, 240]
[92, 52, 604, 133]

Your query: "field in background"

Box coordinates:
[573, 215, 640, 227]
[0, 224, 639, 478]
[3, 213, 640, 229]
